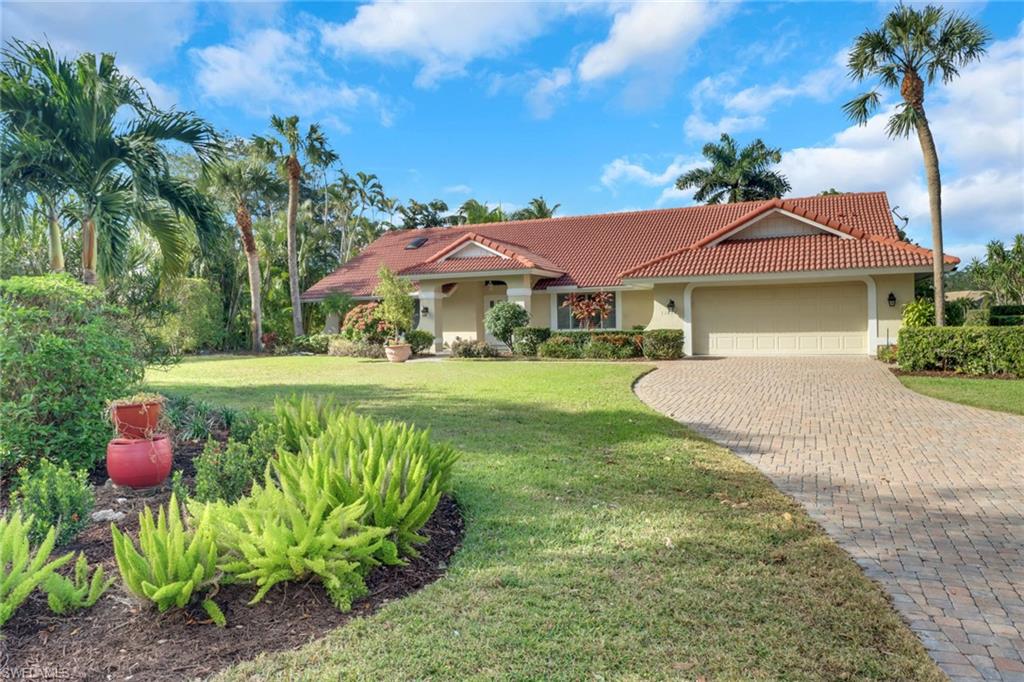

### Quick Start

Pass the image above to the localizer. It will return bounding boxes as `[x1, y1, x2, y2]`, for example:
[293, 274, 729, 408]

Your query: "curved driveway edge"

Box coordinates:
[635, 357, 1024, 682]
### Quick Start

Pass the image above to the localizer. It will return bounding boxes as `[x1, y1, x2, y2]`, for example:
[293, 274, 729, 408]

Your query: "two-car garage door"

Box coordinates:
[692, 282, 868, 355]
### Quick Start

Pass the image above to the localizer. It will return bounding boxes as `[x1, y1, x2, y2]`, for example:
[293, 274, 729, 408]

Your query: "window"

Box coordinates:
[555, 293, 617, 330]
[405, 237, 428, 250]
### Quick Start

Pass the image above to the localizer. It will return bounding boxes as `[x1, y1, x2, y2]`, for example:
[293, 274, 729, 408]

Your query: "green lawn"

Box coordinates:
[899, 375, 1024, 415]
[149, 356, 940, 681]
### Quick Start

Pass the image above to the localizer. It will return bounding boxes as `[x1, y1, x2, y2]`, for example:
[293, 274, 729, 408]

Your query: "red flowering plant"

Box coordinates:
[562, 292, 614, 330]
[341, 302, 393, 345]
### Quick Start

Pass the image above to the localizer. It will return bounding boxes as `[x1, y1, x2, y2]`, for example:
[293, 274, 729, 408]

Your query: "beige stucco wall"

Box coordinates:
[621, 289, 655, 329]
[873, 273, 915, 348]
[650, 284, 685, 330]
[441, 280, 485, 345]
[529, 292, 552, 328]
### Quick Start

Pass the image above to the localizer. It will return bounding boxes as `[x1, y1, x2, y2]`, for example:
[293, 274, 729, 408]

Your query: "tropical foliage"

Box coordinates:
[966, 236, 1024, 305]
[675, 133, 791, 204]
[0, 511, 73, 628]
[844, 4, 990, 325]
[43, 552, 114, 615]
[484, 301, 530, 348]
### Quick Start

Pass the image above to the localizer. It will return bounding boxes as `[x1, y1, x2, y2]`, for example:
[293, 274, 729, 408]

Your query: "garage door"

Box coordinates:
[692, 282, 867, 355]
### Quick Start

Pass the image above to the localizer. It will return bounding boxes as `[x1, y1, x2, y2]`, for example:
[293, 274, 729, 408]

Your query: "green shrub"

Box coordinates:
[964, 308, 990, 326]
[538, 336, 582, 359]
[643, 329, 685, 360]
[876, 345, 898, 364]
[202, 488, 394, 612]
[374, 266, 415, 343]
[511, 326, 550, 356]
[451, 338, 498, 358]
[111, 494, 225, 626]
[992, 314, 1024, 327]
[165, 395, 227, 443]
[328, 336, 385, 359]
[897, 327, 1024, 376]
[0, 274, 145, 475]
[341, 302, 392, 345]
[155, 277, 223, 353]
[274, 394, 340, 452]
[484, 301, 530, 348]
[547, 331, 644, 357]
[404, 329, 435, 354]
[901, 298, 935, 328]
[192, 437, 272, 504]
[992, 304, 1024, 316]
[11, 460, 94, 546]
[279, 412, 458, 557]
[945, 299, 968, 327]
[43, 552, 114, 615]
[1, 512, 73, 627]
[292, 333, 333, 354]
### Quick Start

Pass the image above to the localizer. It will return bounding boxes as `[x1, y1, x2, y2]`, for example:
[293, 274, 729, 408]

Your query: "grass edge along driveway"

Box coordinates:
[148, 356, 942, 681]
[898, 374, 1024, 416]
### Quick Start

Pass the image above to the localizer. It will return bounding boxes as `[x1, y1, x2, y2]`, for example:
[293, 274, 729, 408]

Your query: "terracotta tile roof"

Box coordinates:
[412, 233, 565, 273]
[401, 256, 532, 275]
[302, 192, 956, 300]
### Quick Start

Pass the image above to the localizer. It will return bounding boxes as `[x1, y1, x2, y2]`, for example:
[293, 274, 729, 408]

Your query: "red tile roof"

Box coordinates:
[302, 192, 956, 300]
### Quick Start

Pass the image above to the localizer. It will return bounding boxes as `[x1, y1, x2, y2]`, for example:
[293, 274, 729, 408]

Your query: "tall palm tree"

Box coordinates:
[675, 133, 791, 204]
[844, 4, 989, 325]
[0, 40, 223, 284]
[0, 150, 67, 272]
[254, 115, 335, 337]
[457, 199, 508, 225]
[205, 156, 282, 352]
[512, 196, 560, 220]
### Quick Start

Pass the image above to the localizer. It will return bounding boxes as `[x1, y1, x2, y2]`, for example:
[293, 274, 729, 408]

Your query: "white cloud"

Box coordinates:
[577, 2, 729, 83]
[601, 155, 699, 192]
[525, 68, 572, 119]
[320, 2, 556, 88]
[684, 113, 765, 140]
[444, 184, 473, 195]
[191, 28, 392, 126]
[725, 50, 848, 113]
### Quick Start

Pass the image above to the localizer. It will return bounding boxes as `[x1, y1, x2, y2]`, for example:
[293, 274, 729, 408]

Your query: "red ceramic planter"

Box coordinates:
[107, 434, 173, 488]
[111, 401, 163, 439]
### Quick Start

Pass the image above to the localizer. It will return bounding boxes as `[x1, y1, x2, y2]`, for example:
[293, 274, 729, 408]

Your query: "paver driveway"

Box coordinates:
[635, 358, 1024, 682]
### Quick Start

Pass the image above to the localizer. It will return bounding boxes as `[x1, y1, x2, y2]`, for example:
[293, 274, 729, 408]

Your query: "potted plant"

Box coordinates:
[108, 392, 166, 439]
[374, 265, 415, 363]
[107, 434, 173, 488]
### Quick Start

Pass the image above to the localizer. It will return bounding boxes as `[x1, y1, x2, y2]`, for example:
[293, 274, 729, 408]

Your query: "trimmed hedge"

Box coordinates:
[897, 326, 1024, 376]
[992, 304, 1024, 316]
[404, 329, 435, 354]
[963, 309, 990, 326]
[328, 337, 385, 359]
[450, 339, 498, 358]
[992, 314, 1024, 327]
[550, 330, 644, 358]
[512, 326, 550, 356]
[642, 329, 685, 360]
[538, 336, 582, 359]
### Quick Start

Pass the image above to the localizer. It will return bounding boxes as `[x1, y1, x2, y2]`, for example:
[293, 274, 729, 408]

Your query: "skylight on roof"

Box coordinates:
[405, 237, 428, 250]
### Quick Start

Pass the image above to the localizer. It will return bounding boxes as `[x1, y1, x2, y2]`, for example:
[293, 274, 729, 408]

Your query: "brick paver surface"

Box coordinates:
[635, 358, 1024, 682]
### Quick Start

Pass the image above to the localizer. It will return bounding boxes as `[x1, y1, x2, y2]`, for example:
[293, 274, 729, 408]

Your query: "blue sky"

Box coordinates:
[4, 1, 1023, 260]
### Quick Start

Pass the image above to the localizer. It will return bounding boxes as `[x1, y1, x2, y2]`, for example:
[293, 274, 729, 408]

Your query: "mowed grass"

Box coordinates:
[899, 375, 1024, 415]
[148, 356, 941, 681]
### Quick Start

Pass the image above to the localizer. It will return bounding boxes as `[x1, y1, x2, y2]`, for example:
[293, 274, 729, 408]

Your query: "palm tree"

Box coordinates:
[844, 4, 989, 325]
[254, 115, 335, 337]
[512, 196, 560, 220]
[675, 134, 791, 204]
[0, 149, 67, 272]
[457, 199, 508, 225]
[206, 156, 282, 352]
[0, 40, 223, 285]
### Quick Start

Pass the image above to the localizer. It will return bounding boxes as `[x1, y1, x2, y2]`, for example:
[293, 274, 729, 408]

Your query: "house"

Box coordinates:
[302, 192, 958, 356]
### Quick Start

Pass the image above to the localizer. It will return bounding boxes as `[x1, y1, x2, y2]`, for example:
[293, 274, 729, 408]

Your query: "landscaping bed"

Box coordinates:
[890, 368, 1020, 380]
[2, 458, 462, 681]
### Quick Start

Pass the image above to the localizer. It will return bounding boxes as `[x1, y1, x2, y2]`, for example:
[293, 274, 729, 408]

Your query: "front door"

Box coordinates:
[483, 294, 507, 347]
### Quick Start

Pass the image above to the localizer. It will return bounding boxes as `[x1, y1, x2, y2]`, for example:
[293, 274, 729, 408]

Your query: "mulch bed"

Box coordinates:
[1, 434, 464, 681]
[889, 368, 1020, 380]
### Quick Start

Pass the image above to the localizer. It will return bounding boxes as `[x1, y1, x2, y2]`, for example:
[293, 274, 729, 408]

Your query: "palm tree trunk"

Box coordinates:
[286, 156, 304, 337]
[47, 203, 64, 273]
[81, 217, 98, 285]
[236, 204, 263, 353]
[913, 107, 945, 326]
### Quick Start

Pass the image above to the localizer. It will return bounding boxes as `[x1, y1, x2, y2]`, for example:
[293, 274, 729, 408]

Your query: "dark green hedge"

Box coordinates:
[897, 326, 1024, 376]
[991, 314, 1024, 327]
[992, 304, 1024, 316]
[512, 326, 550, 356]
[642, 329, 685, 360]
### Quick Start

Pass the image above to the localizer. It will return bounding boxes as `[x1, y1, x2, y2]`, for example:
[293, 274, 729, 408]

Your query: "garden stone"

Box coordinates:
[91, 509, 126, 523]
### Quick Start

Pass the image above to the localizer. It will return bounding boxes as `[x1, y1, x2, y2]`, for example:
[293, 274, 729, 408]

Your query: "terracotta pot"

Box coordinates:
[385, 343, 412, 363]
[107, 434, 173, 488]
[111, 400, 163, 439]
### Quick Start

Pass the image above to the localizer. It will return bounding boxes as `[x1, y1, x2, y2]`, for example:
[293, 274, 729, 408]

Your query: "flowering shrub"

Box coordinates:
[342, 302, 393, 345]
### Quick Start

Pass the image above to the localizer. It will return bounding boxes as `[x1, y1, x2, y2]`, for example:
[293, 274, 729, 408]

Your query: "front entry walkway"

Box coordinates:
[635, 358, 1024, 682]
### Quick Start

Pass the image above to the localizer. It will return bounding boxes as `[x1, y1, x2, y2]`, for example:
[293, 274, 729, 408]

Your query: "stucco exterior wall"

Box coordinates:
[650, 283, 684, 330]
[441, 281, 485, 345]
[621, 289, 655, 329]
[873, 273, 915, 348]
[529, 292, 552, 328]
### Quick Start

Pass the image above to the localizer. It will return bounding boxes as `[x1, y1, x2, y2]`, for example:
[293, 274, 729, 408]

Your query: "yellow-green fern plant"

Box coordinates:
[43, 552, 114, 615]
[111, 494, 225, 626]
[1, 512, 73, 628]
